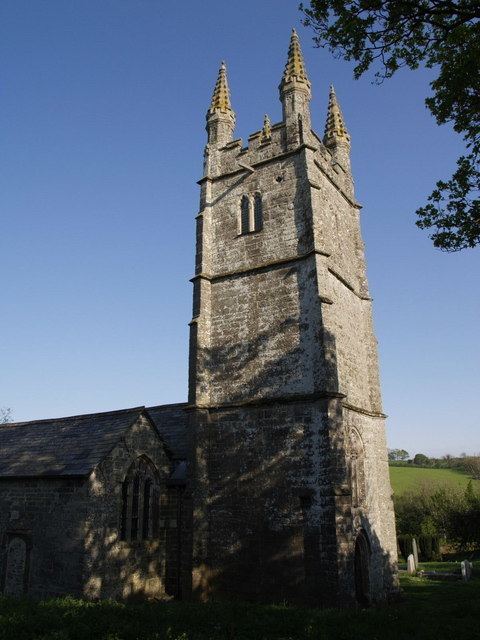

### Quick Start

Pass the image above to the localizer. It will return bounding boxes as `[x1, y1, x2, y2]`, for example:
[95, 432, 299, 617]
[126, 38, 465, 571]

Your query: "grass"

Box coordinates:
[0, 567, 479, 640]
[389, 466, 480, 495]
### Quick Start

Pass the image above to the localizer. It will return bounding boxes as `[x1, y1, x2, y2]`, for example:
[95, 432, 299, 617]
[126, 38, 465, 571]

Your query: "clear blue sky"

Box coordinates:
[1, 1, 478, 457]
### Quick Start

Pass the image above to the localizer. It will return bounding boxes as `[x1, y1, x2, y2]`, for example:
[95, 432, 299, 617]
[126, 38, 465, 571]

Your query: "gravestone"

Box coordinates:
[412, 537, 419, 568]
[461, 560, 472, 582]
[407, 554, 416, 575]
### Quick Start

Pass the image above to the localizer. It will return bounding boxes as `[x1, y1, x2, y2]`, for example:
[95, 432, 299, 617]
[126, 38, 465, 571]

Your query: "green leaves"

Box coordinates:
[416, 154, 480, 251]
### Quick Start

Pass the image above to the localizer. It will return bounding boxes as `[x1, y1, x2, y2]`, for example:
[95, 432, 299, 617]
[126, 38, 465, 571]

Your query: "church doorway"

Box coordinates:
[3, 535, 29, 596]
[354, 530, 370, 605]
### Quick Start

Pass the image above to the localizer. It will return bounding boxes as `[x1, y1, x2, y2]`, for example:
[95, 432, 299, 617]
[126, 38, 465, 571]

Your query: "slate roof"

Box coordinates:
[0, 402, 190, 479]
[146, 403, 188, 460]
[0, 407, 145, 478]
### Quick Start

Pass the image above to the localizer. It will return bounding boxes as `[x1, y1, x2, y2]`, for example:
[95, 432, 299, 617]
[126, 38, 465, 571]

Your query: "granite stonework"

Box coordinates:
[0, 31, 397, 606]
[188, 31, 398, 605]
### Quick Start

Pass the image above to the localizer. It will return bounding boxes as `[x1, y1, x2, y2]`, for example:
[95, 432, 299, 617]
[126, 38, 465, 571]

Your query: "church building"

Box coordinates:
[0, 30, 398, 606]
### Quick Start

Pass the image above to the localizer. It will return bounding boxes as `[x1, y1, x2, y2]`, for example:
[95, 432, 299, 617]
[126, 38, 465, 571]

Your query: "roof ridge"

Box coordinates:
[147, 402, 188, 410]
[2, 406, 146, 428]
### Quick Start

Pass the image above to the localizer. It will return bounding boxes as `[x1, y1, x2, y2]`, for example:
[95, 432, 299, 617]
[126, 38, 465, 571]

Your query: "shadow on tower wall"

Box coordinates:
[187, 150, 397, 606]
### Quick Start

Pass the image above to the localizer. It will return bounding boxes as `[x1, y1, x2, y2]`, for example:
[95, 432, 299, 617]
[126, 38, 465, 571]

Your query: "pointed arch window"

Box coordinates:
[253, 193, 263, 231]
[119, 456, 161, 542]
[240, 195, 250, 234]
[239, 193, 264, 235]
[142, 479, 152, 540]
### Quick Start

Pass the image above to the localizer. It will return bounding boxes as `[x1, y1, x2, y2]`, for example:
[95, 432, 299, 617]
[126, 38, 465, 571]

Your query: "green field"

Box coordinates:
[0, 569, 479, 640]
[389, 465, 480, 495]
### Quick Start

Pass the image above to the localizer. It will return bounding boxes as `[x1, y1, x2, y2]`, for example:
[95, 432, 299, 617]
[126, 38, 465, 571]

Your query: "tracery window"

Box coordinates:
[119, 456, 161, 542]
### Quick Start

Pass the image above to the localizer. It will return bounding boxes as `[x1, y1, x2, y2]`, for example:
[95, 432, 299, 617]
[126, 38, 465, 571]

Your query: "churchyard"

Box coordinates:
[0, 565, 478, 640]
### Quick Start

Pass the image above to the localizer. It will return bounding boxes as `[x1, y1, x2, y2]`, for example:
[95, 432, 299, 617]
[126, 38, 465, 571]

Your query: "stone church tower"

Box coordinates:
[188, 30, 398, 605]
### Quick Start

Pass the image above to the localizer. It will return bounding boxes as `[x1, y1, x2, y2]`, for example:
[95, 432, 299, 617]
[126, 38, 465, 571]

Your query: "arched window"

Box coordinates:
[241, 195, 250, 234]
[254, 193, 263, 231]
[120, 478, 129, 540]
[142, 479, 152, 540]
[119, 457, 161, 542]
[348, 429, 366, 508]
[131, 475, 140, 540]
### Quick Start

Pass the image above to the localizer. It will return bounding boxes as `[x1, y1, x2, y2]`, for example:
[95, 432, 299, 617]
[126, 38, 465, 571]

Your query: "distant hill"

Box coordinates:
[389, 465, 480, 496]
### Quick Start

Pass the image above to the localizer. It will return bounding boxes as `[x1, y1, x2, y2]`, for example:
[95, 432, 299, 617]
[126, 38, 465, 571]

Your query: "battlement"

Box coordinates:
[201, 121, 354, 206]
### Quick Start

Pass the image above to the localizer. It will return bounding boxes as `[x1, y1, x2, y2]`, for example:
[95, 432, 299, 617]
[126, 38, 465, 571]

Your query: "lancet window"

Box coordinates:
[240, 195, 250, 234]
[239, 193, 263, 234]
[253, 193, 263, 231]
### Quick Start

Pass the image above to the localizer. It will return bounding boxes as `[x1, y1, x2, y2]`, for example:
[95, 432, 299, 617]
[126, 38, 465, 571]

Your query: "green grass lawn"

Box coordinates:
[389, 466, 480, 495]
[0, 569, 479, 640]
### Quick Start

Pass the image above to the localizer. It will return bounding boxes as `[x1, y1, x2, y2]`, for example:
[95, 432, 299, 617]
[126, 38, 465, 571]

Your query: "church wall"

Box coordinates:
[343, 409, 399, 600]
[0, 477, 87, 598]
[310, 175, 366, 295]
[208, 264, 305, 404]
[324, 276, 382, 411]
[308, 166, 382, 412]
[208, 154, 310, 277]
[191, 401, 345, 605]
[200, 148, 329, 405]
[83, 414, 187, 600]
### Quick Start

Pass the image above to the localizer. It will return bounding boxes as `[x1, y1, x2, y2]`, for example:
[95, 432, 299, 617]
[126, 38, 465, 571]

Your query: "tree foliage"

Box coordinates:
[394, 482, 480, 550]
[413, 453, 430, 466]
[464, 456, 480, 480]
[0, 407, 12, 424]
[302, 0, 480, 251]
[388, 448, 410, 461]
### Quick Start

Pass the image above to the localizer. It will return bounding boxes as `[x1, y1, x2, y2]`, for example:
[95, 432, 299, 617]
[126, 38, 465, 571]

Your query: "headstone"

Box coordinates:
[407, 554, 416, 575]
[412, 537, 419, 568]
[461, 560, 472, 582]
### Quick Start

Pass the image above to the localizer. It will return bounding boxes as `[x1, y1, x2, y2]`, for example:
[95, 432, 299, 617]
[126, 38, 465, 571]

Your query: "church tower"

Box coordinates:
[188, 30, 398, 605]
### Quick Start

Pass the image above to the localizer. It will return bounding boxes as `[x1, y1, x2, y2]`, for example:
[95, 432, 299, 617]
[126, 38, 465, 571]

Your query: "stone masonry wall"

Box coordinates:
[84, 414, 187, 600]
[0, 477, 87, 598]
[207, 260, 321, 404]
[190, 401, 345, 605]
[208, 155, 309, 275]
[344, 409, 398, 600]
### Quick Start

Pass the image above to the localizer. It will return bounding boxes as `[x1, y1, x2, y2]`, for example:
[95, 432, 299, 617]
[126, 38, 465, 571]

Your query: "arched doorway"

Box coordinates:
[354, 530, 370, 605]
[3, 535, 29, 596]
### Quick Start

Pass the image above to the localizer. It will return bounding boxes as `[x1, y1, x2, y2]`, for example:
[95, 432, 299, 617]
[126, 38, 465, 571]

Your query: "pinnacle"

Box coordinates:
[260, 113, 272, 142]
[208, 61, 234, 115]
[280, 28, 310, 89]
[324, 84, 350, 147]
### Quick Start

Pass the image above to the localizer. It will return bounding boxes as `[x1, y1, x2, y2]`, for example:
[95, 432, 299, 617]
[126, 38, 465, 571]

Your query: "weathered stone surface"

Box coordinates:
[412, 537, 419, 568]
[188, 33, 398, 606]
[407, 554, 416, 575]
[461, 560, 472, 582]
